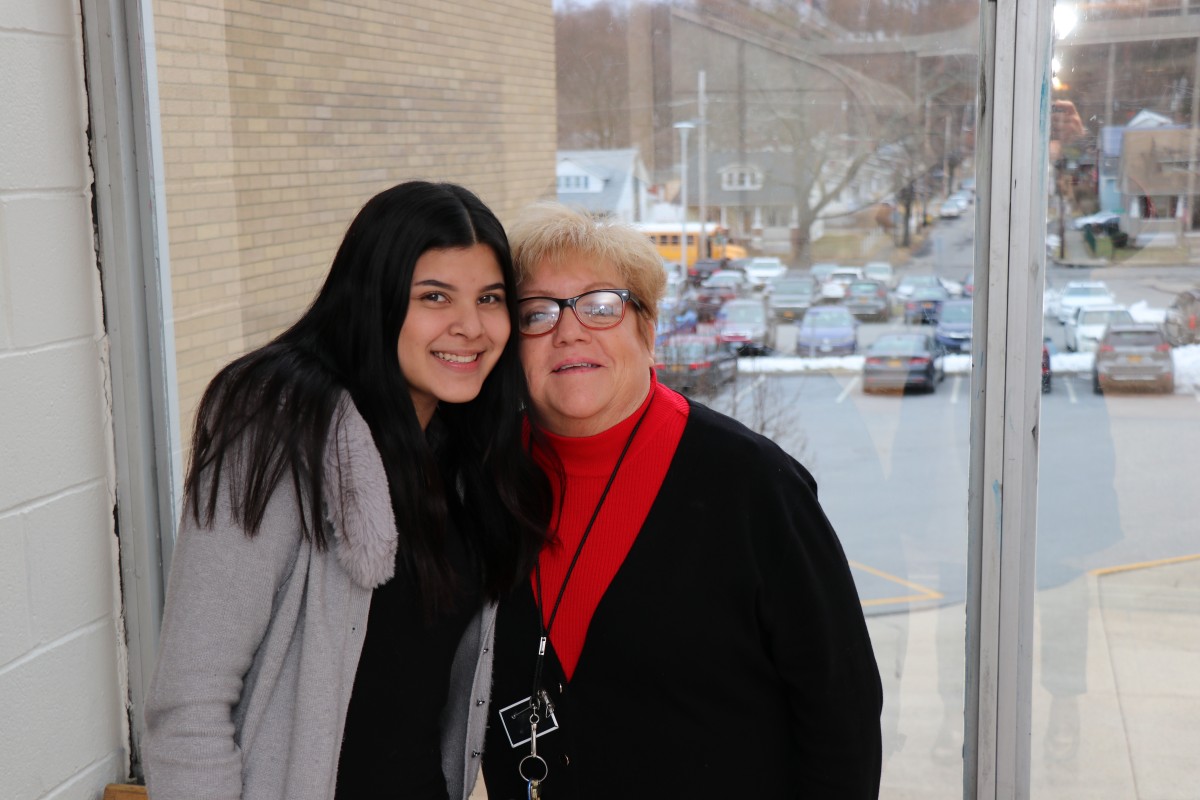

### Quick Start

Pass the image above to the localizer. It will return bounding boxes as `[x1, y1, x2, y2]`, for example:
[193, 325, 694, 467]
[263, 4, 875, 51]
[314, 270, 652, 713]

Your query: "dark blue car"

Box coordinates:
[796, 305, 857, 357]
[934, 299, 973, 352]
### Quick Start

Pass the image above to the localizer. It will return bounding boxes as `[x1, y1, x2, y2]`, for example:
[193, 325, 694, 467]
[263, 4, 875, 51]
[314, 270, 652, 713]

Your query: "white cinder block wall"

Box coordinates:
[0, 1, 129, 798]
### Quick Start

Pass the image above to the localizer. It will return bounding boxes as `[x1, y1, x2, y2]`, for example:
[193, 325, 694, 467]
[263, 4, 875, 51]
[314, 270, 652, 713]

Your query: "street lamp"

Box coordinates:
[674, 120, 696, 276]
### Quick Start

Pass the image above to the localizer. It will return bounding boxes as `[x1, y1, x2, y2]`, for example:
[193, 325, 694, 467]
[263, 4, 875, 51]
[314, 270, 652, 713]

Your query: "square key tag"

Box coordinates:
[498, 694, 559, 748]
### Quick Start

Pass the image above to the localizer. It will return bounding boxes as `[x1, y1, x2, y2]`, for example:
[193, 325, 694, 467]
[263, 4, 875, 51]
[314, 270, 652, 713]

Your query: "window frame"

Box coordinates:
[87, 0, 1058, 792]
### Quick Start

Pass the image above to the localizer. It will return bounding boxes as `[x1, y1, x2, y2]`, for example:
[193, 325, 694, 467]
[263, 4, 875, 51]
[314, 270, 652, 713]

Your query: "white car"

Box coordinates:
[743, 257, 787, 289]
[820, 267, 864, 302]
[939, 200, 962, 219]
[1072, 211, 1121, 231]
[863, 261, 896, 289]
[1055, 281, 1117, 325]
[1064, 305, 1134, 352]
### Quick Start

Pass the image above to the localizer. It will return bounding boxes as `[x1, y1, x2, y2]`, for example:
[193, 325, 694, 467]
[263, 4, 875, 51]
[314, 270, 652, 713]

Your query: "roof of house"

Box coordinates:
[557, 149, 645, 215]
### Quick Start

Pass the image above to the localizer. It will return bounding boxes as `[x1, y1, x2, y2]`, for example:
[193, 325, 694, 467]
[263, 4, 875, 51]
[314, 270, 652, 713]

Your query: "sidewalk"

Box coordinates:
[871, 556, 1200, 799]
[1050, 227, 1198, 269]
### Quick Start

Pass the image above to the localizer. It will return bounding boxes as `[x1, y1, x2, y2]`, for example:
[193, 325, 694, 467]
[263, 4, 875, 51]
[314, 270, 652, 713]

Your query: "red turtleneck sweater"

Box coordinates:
[530, 374, 689, 680]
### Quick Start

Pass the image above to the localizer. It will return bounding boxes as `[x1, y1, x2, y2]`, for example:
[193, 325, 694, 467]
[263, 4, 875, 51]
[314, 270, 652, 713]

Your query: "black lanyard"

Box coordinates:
[529, 395, 654, 701]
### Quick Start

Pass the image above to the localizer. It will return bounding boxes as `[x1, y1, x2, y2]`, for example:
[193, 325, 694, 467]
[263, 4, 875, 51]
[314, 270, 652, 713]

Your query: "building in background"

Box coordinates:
[556, 149, 651, 222]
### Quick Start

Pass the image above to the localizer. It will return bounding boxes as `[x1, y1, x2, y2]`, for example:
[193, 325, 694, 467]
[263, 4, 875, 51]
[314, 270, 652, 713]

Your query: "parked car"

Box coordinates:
[863, 261, 896, 289]
[1042, 339, 1052, 394]
[715, 298, 772, 354]
[655, 294, 699, 346]
[962, 271, 975, 298]
[743, 256, 787, 289]
[939, 199, 962, 219]
[1064, 305, 1134, 352]
[767, 274, 819, 321]
[1092, 324, 1175, 394]
[844, 279, 891, 321]
[949, 191, 971, 211]
[688, 258, 725, 285]
[655, 334, 737, 395]
[795, 305, 857, 357]
[1072, 211, 1121, 231]
[934, 299, 973, 352]
[895, 273, 959, 300]
[862, 332, 946, 393]
[820, 267, 865, 303]
[904, 285, 950, 325]
[810, 263, 839, 284]
[695, 270, 746, 320]
[1054, 280, 1116, 324]
[1163, 287, 1200, 346]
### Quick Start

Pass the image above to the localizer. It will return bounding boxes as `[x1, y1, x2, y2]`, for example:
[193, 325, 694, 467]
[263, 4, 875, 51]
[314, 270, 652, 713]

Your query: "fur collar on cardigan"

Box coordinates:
[322, 398, 399, 589]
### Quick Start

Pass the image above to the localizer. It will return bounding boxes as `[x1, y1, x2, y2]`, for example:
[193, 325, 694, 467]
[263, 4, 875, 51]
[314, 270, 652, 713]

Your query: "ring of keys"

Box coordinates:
[519, 707, 549, 799]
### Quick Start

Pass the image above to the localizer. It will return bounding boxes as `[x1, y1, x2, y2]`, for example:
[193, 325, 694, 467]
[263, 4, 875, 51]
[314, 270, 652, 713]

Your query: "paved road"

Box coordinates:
[701, 365, 1200, 616]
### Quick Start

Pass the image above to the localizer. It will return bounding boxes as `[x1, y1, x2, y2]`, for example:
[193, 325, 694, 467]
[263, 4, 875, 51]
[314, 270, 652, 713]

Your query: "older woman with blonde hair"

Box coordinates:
[482, 202, 883, 800]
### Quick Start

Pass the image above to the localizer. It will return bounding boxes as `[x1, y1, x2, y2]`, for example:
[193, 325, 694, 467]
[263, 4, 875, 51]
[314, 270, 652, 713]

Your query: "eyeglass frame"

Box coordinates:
[516, 288, 644, 337]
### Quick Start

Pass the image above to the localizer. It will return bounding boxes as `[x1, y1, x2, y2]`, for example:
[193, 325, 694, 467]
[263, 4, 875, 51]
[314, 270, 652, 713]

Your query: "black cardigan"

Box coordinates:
[482, 401, 883, 799]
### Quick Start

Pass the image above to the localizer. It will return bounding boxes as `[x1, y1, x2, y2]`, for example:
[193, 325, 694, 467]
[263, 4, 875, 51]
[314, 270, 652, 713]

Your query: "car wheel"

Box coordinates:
[1092, 372, 1102, 395]
[1042, 375, 1051, 394]
[1163, 376, 1176, 394]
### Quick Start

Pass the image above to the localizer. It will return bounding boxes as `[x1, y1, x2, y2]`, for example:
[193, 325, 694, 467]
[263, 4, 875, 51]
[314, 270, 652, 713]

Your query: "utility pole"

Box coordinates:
[675, 121, 696, 276]
[698, 71, 709, 260]
[943, 114, 953, 196]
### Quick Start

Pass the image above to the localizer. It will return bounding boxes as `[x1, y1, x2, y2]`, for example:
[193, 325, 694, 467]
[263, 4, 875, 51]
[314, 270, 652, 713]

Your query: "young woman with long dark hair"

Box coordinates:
[143, 181, 548, 800]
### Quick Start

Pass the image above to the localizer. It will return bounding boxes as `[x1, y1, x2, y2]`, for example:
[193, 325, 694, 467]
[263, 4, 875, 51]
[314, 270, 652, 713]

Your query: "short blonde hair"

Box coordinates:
[508, 203, 666, 346]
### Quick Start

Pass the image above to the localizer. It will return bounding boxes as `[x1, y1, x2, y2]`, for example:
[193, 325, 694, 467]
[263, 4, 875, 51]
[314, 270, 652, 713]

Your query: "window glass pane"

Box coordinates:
[1039, 3, 1200, 795]
[602, 2, 980, 796]
[150, 1, 984, 796]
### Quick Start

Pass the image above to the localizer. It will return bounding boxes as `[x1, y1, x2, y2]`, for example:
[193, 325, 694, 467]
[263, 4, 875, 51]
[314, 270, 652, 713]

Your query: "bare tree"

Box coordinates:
[555, 0, 631, 149]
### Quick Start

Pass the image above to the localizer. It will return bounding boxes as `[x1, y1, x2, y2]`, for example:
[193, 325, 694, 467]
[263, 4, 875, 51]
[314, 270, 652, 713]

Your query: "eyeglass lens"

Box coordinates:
[519, 290, 628, 335]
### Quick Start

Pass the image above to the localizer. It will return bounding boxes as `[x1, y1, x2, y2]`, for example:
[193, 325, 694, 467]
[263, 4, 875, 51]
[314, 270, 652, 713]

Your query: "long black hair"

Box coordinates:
[184, 181, 550, 607]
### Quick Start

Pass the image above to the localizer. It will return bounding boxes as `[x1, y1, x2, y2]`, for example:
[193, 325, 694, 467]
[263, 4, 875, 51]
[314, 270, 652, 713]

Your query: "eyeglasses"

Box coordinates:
[517, 289, 642, 336]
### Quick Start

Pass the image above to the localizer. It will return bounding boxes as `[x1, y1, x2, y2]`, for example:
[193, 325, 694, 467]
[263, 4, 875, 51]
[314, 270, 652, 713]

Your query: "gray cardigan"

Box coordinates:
[143, 398, 495, 800]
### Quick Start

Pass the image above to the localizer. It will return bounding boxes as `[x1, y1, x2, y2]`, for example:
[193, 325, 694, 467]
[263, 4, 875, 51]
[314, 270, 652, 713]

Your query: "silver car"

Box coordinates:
[1092, 323, 1175, 394]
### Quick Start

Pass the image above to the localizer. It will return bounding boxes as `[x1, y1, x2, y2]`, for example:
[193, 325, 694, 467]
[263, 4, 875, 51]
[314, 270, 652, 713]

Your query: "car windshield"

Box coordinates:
[869, 336, 926, 355]
[849, 282, 879, 295]
[913, 287, 946, 299]
[1079, 309, 1132, 325]
[865, 266, 890, 280]
[804, 308, 851, 326]
[940, 304, 972, 323]
[901, 275, 938, 288]
[1107, 330, 1164, 347]
[723, 305, 764, 323]
[773, 280, 813, 295]
[706, 274, 740, 286]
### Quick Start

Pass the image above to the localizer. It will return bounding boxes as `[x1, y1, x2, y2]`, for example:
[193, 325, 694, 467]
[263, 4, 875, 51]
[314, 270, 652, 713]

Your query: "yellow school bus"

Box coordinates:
[634, 222, 747, 264]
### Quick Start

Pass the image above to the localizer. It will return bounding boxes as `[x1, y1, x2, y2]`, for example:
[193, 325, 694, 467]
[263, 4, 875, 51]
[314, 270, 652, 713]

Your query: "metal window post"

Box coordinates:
[966, 1, 1054, 798]
[80, 0, 181, 778]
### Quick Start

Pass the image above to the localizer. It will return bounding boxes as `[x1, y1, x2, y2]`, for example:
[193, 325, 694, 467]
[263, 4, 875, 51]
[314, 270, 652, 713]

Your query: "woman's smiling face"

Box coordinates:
[519, 252, 654, 437]
[398, 244, 510, 428]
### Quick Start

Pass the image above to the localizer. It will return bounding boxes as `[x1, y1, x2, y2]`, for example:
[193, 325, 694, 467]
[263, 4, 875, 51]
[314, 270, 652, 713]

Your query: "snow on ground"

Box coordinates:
[739, 344, 1200, 390]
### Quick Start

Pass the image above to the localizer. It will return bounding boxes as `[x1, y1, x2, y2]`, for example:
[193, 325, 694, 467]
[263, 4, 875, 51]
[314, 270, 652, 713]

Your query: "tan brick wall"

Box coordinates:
[151, 0, 557, 441]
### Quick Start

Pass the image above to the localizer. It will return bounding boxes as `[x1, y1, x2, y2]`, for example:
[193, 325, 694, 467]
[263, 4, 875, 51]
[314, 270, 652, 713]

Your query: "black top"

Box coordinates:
[482, 401, 883, 800]
[336, 502, 480, 800]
